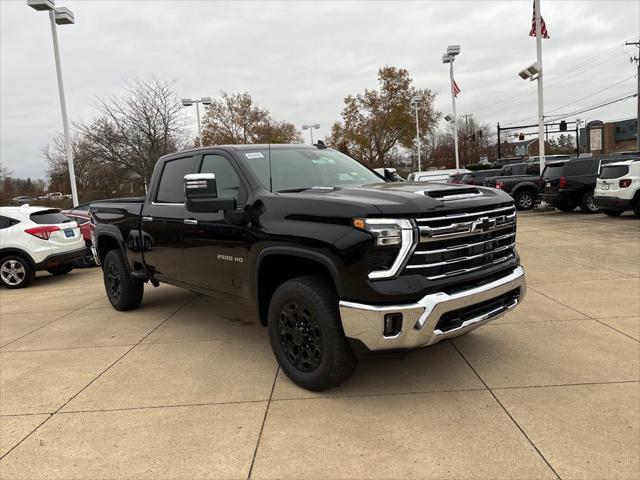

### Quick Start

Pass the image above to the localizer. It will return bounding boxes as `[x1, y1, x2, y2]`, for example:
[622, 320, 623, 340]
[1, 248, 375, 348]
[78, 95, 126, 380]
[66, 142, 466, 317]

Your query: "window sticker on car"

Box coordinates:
[245, 152, 264, 159]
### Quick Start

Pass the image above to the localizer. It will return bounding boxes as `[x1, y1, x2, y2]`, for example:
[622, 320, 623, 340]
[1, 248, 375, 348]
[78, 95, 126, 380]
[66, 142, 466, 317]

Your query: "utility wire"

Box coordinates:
[549, 92, 637, 122]
[468, 38, 636, 115]
[506, 74, 637, 125]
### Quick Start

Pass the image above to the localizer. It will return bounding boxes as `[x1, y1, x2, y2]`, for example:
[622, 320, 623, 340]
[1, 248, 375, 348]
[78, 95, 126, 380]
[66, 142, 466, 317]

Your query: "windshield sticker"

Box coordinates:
[245, 152, 265, 159]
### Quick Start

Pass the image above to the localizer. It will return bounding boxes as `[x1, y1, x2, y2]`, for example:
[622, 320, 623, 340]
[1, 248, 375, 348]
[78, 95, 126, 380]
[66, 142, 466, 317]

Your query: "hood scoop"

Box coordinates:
[420, 187, 482, 201]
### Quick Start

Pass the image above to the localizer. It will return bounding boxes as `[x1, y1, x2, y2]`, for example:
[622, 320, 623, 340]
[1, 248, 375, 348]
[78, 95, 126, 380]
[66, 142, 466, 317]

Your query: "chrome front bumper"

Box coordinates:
[339, 266, 526, 350]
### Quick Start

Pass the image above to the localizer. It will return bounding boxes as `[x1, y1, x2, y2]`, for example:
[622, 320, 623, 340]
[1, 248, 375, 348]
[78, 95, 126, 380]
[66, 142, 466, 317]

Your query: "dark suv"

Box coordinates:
[540, 156, 629, 213]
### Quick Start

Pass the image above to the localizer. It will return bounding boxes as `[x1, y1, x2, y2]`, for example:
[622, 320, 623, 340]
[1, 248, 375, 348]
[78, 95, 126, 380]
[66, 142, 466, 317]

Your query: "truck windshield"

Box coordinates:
[241, 148, 382, 192]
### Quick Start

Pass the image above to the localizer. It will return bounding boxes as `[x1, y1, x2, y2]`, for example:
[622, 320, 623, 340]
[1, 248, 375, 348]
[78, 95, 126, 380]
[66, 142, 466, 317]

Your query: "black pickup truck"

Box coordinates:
[91, 144, 526, 391]
[484, 162, 541, 210]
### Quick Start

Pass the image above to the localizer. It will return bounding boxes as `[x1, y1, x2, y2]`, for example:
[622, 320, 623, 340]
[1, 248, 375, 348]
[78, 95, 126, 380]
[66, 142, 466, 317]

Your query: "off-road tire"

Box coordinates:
[47, 264, 73, 275]
[514, 190, 535, 211]
[268, 275, 358, 391]
[0, 255, 34, 289]
[102, 249, 143, 311]
[602, 210, 623, 217]
[579, 191, 600, 214]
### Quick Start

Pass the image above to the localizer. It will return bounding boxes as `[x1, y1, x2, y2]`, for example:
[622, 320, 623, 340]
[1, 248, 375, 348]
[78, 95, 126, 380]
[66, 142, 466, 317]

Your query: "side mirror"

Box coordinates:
[384, 169, 396, 181]
[184, 173, 237, 212]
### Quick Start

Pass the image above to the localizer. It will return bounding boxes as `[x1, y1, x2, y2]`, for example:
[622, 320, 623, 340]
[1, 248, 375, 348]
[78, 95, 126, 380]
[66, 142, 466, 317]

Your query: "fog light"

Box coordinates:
[383, 313, 403, 337]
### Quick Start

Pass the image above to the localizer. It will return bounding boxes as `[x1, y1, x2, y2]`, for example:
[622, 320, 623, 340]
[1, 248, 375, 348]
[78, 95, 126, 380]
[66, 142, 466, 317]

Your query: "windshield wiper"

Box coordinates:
[276, 186, 337, 193]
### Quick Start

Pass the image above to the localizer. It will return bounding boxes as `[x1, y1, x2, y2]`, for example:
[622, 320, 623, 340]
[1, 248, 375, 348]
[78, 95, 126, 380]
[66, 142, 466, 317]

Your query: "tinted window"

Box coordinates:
[200, 154, 242, 201]
[542, 163, 566, 179]
[156, 157, 194, 203]
[29, 210, 71, 224]
[0, 215, 17, 229]
[565, 160, 591, 176]
[526, 163, 540, 175]
[599, 165, 629, 179]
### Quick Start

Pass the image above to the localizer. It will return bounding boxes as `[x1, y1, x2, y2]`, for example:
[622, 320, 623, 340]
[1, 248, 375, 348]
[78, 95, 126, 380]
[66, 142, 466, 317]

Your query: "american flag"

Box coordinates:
[453, 80, 461, 98]
[529, 0, 550, 39]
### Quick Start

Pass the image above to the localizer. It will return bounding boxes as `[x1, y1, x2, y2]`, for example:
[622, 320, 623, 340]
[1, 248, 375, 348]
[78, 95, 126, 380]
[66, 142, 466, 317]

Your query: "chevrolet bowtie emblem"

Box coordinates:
[472, 216, 497, 232]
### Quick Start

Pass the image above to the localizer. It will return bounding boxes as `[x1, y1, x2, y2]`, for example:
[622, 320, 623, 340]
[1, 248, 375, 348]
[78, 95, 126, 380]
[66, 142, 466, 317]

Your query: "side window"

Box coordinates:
[0, 215, 12, 229]
[566, 161, 590, 176]
[200, 154, 243, 202]
[156, 157, 194, 204]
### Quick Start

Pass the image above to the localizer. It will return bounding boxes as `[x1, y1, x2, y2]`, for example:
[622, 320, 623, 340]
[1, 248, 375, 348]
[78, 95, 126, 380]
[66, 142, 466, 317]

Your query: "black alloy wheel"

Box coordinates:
[277, 300, 323, 372]
[102, 249, 144, 311]
[106, 259, 122, 304]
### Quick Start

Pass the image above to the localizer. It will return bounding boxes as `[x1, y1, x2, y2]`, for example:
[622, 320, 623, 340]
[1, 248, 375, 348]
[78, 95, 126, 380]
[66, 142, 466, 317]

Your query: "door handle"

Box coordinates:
[183, 219, 198, 225]
[142, 216, 153, 222]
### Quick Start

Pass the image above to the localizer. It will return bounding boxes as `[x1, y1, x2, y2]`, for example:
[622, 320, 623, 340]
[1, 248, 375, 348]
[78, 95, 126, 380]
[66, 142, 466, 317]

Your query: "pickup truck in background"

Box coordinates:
[91, 144, 526, 391]
[484, 162, 541, 210]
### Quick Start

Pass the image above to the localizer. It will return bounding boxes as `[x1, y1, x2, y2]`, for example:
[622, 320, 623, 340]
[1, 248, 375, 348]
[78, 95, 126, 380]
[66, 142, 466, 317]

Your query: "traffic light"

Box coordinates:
[559, 121, 567, 131]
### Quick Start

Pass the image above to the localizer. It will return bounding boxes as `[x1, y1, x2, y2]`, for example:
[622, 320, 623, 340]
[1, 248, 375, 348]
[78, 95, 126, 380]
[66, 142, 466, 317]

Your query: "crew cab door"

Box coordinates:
[140, 155, 195, 283]
[182, 151, 251, 298]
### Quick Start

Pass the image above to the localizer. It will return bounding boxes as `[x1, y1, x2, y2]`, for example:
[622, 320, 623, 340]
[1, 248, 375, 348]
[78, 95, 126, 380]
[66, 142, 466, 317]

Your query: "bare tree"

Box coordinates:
[77, 78, 188, 189]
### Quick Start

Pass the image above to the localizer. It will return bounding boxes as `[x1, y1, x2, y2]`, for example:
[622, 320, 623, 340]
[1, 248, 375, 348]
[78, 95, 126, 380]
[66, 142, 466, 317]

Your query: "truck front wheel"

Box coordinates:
[268, 276, 357, 391]
[102, 249, 143, 311]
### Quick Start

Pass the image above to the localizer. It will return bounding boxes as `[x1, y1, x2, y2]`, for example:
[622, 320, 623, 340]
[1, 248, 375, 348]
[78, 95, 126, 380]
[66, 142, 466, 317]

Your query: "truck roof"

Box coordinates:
[168, 144, 323, 157]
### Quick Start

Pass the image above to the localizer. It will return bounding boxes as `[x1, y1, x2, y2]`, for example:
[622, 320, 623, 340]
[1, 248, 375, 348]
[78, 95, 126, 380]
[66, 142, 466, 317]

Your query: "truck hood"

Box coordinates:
[279, 182, 513, 216]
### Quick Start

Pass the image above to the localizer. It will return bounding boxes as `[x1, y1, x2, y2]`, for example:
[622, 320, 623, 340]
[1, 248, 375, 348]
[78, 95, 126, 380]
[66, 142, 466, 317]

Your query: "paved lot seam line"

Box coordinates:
[0, 296, 195, 462]
[247, 366, 279, 480]
[529, 286, 640, 343]
[449, 339, 562, 480]
[0, 309, 77, 349]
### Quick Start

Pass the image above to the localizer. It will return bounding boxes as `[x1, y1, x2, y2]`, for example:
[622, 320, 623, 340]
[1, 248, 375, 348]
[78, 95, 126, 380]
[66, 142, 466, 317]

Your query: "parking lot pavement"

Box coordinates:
[0, 212, 638, 479]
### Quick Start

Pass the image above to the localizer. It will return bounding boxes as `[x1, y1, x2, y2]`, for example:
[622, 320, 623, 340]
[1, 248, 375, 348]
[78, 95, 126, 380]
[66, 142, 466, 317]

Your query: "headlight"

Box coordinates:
[353, 218, 415, 279]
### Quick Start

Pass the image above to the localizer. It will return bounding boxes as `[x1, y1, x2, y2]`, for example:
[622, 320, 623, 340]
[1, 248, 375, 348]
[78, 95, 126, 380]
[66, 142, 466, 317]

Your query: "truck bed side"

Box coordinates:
[91, 198, 145, 271]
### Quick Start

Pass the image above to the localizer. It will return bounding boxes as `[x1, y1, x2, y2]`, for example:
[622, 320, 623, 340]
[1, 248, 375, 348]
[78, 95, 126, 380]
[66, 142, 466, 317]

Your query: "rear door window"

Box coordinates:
[155, 156, 195, 203]
[599, 165, 629, 179]
[29, 210, 72, 224]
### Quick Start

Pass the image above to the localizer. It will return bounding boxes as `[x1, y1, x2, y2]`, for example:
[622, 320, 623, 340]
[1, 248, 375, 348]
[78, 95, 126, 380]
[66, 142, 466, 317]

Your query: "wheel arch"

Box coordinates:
[254, 248, 343, 326]
[0, 248, 36, 268]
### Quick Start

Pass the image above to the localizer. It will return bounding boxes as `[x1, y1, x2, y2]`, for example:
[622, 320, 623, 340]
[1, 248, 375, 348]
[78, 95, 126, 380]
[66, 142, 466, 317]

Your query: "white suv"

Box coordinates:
[594, 159, 640, 217]
[0, 205, 85, 288]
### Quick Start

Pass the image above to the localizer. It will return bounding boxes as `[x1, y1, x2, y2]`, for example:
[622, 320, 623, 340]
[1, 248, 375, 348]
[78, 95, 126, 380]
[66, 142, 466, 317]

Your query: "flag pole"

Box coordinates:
[535, 0, 546, 175]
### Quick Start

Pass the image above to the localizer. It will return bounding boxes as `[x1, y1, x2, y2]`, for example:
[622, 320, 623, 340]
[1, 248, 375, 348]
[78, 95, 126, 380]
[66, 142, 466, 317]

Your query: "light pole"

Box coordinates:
[301, 124, 320, 145]
[410, 96, 422, 172]
[28, 0, 78, 206]
[442, 45, 461, 172]
[182, 97, 212, 147]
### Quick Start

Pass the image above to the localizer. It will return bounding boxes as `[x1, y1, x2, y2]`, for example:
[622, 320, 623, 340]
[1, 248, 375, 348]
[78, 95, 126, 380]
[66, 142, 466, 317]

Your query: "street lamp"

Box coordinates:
[182, 97, 212, 147]
[442, 44, 461, 173]
[410, 96, 422, 172]
[301, 124, 320, 144]
[28, 0, 78, 206]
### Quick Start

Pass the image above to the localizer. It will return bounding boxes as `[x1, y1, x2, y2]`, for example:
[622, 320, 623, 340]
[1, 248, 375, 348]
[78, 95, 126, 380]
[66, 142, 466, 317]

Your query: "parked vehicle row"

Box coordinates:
[539, 154, 639, 214]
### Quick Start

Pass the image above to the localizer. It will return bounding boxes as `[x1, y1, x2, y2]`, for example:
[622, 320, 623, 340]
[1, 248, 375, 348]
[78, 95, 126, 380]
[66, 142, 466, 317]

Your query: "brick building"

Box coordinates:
[579, 118, 638, 155]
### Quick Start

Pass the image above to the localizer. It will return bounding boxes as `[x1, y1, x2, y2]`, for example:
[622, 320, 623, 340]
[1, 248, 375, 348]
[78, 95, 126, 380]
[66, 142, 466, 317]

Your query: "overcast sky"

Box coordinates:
[1, 0, 638, 179]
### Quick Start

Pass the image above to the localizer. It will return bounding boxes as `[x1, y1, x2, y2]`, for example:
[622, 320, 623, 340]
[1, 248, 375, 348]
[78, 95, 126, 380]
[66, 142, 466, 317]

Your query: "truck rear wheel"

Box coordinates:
[268, 275, 357, 391]
[514, 190, 535, 210]
[102, 249, 143, 311]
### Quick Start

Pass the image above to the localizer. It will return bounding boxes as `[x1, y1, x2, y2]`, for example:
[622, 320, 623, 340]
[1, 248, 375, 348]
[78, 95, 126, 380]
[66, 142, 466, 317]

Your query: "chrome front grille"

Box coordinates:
[406, 205, 517, 280]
